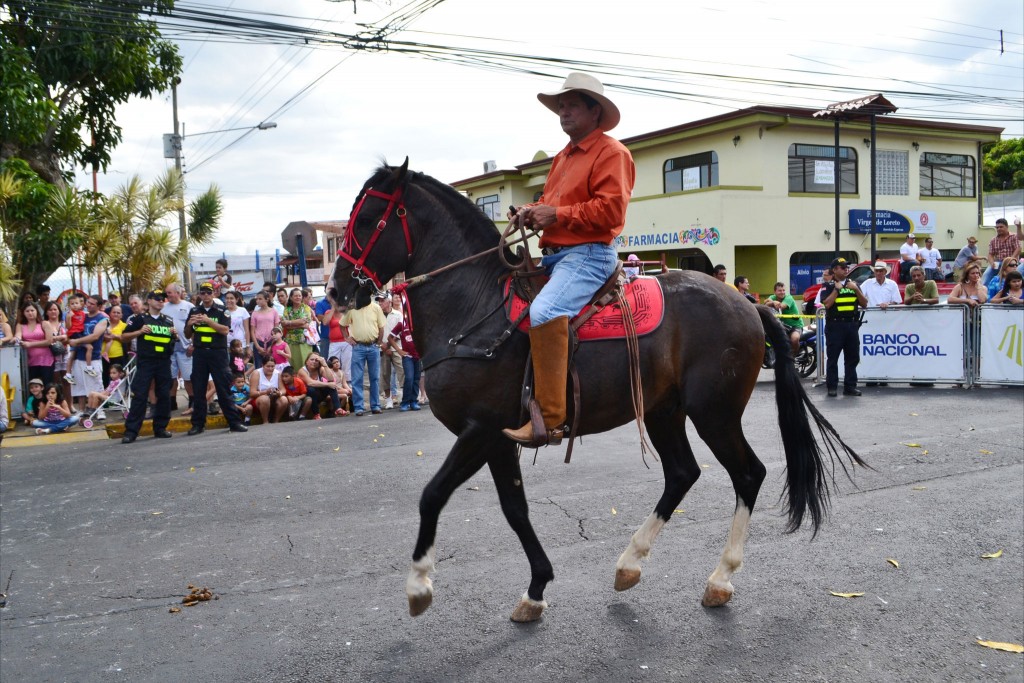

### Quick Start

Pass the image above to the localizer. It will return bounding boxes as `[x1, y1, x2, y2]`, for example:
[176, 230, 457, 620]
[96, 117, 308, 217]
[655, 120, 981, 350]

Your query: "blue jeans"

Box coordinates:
[982, 262, 1001, 286]
[33, 416, 80, 433]
[350, 343, 381, 413]
[402, 356, 423, 408]
[531, 243, 619, 325]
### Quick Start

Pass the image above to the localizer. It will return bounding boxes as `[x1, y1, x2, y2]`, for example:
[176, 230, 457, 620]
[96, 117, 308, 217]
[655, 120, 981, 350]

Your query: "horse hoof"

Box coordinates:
[510, 593, 547, 623]
[408, 591, 433, 617]
[701, 583, 734, 607]
[614, 567, 641, 592]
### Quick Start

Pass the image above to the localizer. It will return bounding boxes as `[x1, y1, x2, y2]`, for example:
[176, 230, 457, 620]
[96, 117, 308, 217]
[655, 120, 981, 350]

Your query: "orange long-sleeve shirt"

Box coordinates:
[536, 128, 635, 248]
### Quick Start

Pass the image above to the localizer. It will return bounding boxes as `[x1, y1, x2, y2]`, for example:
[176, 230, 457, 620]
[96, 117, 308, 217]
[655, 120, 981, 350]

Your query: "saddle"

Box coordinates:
[506, 250, 664, 462]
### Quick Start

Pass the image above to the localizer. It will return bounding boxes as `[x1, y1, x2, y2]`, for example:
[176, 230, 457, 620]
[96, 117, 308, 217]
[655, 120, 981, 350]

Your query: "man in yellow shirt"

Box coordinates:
[341, 287, 387, 416]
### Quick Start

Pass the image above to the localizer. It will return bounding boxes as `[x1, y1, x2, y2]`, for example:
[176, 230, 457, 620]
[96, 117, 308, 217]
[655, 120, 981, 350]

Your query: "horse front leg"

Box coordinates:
[487, 440, 554, 622]
[406, 425, 490, 617]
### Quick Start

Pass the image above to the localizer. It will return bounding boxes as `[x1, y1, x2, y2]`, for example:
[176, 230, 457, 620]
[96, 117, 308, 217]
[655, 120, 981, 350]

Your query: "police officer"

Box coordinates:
[821, 257, 867, 397]
[184, 282, 248, 435]
[120, 289, 176, 443]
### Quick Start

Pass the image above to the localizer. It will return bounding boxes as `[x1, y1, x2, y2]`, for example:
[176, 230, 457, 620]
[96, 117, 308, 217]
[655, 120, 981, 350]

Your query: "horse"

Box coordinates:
[330, 159, 865, 622]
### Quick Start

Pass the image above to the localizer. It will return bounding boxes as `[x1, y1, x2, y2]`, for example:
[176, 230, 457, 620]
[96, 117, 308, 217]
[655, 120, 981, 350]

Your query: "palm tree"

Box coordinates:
[88, 169, 221, 296]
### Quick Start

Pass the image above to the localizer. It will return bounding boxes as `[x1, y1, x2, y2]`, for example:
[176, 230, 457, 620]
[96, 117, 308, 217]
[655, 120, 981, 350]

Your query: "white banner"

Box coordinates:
[228, 271, 265, 297]
[977, 306, 1024, 384]
[845, 306, 966, 381]
[682, 167, 700, 191]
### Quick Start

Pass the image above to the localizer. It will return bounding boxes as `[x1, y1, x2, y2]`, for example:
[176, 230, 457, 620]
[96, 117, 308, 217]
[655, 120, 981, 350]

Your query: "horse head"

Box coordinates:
[329, 158, 413, 307]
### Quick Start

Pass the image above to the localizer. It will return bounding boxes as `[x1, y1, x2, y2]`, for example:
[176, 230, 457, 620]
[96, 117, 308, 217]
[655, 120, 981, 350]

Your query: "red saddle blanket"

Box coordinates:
[506, 276, 665, 341]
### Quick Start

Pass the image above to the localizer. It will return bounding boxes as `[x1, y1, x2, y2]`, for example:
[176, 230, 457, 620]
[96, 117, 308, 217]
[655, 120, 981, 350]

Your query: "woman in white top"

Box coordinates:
[249, 357, 287, 424]
[224, 290, 251, 348]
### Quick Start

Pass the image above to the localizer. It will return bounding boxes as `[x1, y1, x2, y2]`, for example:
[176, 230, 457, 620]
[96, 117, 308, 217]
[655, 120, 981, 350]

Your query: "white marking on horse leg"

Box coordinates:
[703, 502, 751, 607]
[614, 513, 666, 591]
[406, 546, 435, 617]
[510, 591, 547, 623]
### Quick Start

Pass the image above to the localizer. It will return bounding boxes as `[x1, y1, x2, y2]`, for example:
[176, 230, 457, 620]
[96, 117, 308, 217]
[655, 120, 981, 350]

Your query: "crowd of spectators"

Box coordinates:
[2, 267, 431, 438]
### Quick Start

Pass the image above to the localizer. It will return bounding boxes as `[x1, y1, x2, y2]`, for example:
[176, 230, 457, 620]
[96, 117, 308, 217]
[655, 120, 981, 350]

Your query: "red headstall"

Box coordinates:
[338, 186, 414, 290]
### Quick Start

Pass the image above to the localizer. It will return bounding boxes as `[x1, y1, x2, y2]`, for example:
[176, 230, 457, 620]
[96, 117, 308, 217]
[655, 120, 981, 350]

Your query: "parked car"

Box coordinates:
[801, 258, 956, 314]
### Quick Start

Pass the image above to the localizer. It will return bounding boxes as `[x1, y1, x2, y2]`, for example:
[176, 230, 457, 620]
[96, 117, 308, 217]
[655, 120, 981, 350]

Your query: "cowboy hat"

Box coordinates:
[872, 261, 890, 275]
[537, 72, 621, 131]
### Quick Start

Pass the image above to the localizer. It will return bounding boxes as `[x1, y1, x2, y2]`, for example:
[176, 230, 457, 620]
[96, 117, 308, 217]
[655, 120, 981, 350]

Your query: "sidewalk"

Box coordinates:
[2, 384, 210, 449]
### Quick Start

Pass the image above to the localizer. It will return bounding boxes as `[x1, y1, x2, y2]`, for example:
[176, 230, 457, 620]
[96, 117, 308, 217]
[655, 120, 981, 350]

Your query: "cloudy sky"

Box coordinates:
[86, 0, 1024, 262]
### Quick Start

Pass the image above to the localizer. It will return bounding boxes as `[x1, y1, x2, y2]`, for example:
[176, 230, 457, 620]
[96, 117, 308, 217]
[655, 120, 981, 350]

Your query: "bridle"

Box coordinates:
[338, 185, 413, 291]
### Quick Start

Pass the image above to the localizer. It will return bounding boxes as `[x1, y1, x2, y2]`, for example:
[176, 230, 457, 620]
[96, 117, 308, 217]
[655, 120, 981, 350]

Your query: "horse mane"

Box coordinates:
[356, 162, 502, 250]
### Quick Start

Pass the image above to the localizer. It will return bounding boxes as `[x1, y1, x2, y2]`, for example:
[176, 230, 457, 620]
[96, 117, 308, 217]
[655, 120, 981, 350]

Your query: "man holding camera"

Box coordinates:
[821, 257, 867, 397]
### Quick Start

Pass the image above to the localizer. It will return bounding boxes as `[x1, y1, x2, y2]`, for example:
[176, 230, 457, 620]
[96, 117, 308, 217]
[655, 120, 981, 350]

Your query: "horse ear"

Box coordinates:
[394, 157, 409, 183]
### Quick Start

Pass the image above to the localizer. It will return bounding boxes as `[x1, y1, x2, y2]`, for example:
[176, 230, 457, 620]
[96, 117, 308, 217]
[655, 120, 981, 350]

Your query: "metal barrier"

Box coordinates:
[817, 304, 1024, 388]
[1, 345, 28, 423]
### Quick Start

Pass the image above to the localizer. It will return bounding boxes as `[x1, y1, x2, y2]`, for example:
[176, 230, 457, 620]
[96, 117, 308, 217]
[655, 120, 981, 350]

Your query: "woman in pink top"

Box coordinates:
[16, 302, 56, 386]
[249, 291, 281, 369]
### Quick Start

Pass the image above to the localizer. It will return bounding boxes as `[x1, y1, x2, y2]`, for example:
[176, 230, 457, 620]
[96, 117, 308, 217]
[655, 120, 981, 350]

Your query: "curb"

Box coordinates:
[1, 414, 230, 449]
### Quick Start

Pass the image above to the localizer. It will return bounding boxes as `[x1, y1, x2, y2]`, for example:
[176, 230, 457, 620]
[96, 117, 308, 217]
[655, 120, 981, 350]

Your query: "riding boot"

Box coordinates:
[503, 316, 569, 447]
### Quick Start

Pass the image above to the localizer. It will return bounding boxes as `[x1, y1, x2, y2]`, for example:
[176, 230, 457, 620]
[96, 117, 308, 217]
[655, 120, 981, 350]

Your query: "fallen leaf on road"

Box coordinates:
[285, 495, 290, 499]
[829, 591, 865, 598]
[912, 486, 927, 490]
[373, 439, 378, 443]
[886, 559, 899, 569]
[189, 467, 196, 472]
[467, 486, 479, 491]
[673, 509, 685, 514]
[981, 549, 1003, 559]
[169, 607, 181, 614]
[378, 433, 385, 438]
[611, 507, 617, 515]
[333, 447, 340, 452]
[976, 640, 1023, 653]
[416, 450, 423, 456]
[978, 449, 993, 454]
[909, 412, 918, 416]
[921, 450, 929, 455]
[900, 443, 922, 448]
[151, 512, 163, 516]
[700, 464, 710, 469]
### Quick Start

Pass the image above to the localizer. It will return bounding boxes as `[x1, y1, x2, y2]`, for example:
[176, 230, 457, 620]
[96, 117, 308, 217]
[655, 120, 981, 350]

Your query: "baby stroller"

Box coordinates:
[81, 355, 135, 429]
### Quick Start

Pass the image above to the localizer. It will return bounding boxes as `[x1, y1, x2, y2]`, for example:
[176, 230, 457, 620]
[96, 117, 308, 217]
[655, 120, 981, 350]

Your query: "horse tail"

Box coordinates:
[756, 307, 868, 536]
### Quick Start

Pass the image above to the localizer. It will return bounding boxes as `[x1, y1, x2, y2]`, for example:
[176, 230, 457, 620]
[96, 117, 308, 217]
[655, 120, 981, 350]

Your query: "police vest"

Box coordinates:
[136, 315, 175, 358]
[826, 284, 860, 321]
[190, 305, 228, 350]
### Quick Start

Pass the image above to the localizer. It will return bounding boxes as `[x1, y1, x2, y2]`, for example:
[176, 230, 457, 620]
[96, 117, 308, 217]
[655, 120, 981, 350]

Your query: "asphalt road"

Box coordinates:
[1, 379, 1022, 683]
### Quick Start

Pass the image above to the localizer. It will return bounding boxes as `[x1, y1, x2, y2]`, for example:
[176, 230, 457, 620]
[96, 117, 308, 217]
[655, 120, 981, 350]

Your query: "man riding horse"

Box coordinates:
[503, 72, 636, 447]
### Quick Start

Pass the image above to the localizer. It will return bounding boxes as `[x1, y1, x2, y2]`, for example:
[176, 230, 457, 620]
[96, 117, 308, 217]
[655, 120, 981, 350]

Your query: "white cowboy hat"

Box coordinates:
[872, 261, 890, 275]
[537, 72, 621, 131]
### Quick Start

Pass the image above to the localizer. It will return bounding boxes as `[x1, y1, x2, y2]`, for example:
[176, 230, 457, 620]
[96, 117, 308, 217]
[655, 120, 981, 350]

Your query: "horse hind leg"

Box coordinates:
[692, 419, 766, 607]
[615, 410, 701, 592]
[406, 425, 491, 617]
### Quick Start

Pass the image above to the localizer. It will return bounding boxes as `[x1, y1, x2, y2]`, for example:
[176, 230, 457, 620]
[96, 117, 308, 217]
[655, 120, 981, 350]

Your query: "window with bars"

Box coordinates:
[920, 152, 975, 197]
[788, 144, 857, 193]
[664, 151, 719, 193]
[876, 150, 909, 196]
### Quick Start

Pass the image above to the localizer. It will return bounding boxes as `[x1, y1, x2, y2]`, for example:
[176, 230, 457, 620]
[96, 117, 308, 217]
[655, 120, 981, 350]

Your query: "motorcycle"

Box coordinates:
[763, 322, 817, 379]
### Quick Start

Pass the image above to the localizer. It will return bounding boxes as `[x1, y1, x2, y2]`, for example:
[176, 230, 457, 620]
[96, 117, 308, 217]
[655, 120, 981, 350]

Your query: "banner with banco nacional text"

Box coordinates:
[977, 306, 1024, 384]
[850, 307, 966, 381]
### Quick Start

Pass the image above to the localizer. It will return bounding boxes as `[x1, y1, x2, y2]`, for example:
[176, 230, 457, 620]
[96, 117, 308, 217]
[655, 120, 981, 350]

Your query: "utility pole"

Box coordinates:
[171, 79, 191, 292]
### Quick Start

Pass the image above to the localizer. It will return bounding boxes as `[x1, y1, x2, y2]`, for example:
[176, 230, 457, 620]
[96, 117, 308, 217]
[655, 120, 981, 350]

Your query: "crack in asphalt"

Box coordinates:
[539, 497, 589, 541]
[286, 534, 294, 553]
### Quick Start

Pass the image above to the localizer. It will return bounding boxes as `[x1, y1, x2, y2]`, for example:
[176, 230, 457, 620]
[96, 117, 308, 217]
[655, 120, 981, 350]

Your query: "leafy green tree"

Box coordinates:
[0, 1, 182, 186]
[0, 158, 94, 303]
[91, 169, 222, 296]
[983, 138, 1024, 191]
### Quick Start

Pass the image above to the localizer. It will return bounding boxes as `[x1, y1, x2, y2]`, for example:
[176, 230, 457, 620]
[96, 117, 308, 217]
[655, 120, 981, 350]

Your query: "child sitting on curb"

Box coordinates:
[34, 384, 81, 434]
[280, 366, 311, 420]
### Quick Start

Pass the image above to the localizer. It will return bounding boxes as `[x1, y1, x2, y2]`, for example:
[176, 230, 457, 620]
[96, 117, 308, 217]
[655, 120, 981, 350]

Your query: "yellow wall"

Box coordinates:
[455, 108, 999, 293]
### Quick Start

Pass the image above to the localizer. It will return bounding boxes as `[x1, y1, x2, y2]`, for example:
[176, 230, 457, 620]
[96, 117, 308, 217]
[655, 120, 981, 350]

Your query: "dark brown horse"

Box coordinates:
[330, 160, 864, 622]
